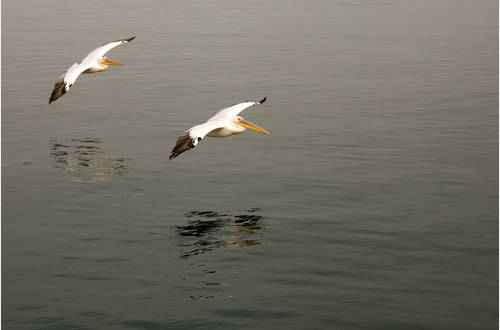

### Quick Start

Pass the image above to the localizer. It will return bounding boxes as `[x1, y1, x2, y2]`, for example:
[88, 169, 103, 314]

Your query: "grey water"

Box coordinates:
[2, 0, 498, 329]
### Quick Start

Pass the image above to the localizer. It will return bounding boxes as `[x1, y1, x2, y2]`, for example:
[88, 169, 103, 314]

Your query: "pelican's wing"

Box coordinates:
[169, 121, 225, 160]
[208, 97, 267, 122]
[49, 62, 91, 103]
[82, 36, 136, 65]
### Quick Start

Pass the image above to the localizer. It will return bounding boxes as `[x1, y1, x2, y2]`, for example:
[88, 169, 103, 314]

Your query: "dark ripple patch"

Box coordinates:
[29, 316, 64, 324]
[95, 257, 129, 263]
[200, 280, 221, 286]
[140, 280, 162, 287]
[321, 316, 357, 328]
[4, 318, 22, 325]
[32, 322, 90, 330]
[189, 295, 215, 300]
[213, 308, 296, 320]
[115, 319, 235, 329]
[52, 273, 78, 279]
[116, 239, 148, 244]
[265, 277, 322, 286]
[10, 316, 90, 330]
[61, 256, 81, 260]
[72, 223, 93, 228]
[25, 251, 43, 256]
[72, 137, 102, 144]
[203, 269, 216, 274]
[52, 273, 117, 281]
[80, 275, 117, 281]
[80, 237, 100, 242]
[80, 311, 107, 319]
[185, 210, 225, 219]
[311, 269, 355, 278]
[16, 304, 43, 310]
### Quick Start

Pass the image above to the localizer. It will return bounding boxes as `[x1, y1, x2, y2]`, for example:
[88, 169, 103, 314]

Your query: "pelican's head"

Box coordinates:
[235, 116, 270, 135]
[101, 56, 124, 66]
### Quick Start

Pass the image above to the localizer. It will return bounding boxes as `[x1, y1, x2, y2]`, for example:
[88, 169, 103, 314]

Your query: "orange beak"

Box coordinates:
[102, 59, 124, 66]
[236, 118, 270, 135]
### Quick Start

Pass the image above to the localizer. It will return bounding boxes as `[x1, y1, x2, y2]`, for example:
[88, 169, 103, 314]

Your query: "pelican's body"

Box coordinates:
[82, 62, 111, 73]
[206, 125, 245, 137]
[49, 36, 135, 104]
[169, 97, 269, 160]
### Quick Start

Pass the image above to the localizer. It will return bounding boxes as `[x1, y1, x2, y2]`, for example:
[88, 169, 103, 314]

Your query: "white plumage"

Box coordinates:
[49, 37, 135, 104]
[169, 97, 269, 160]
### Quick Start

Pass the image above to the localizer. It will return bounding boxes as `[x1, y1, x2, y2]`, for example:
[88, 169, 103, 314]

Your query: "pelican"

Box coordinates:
[169, 97, 269, 160]
[49, 36, 136, 104]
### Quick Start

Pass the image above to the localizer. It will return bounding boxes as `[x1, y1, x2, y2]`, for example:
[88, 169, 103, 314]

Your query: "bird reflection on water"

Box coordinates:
[175, 209, 264, 300]
[176, 209, 263, 258]
[50, 138, 129, 182]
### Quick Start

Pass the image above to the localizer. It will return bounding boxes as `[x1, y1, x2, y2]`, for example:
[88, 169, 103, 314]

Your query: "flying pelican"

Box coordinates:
[169, 97, 269, 160]
[49, 36, 136, 104]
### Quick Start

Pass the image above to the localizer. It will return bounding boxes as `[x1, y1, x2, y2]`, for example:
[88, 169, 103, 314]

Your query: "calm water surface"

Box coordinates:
[2, 0, 498, 329]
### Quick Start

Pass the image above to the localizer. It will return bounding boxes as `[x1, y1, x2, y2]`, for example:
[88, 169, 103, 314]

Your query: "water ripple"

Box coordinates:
[174, 208, 265, 300]
[50, 137, 129, 183]
[175, 209, 264, 258]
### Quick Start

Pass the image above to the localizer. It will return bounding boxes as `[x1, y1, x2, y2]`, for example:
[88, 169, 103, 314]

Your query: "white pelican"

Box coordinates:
[169, 97, 269, 160]
[49, 36, 136, 104]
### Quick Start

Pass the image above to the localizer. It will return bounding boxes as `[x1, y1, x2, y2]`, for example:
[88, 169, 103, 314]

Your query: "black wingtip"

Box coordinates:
[169, 149, 184, 160]
[258, 97, 267, 104]
[169, 132, 197, 160]
[49, 81, 67, 104]
[125, 36, 136, 42]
